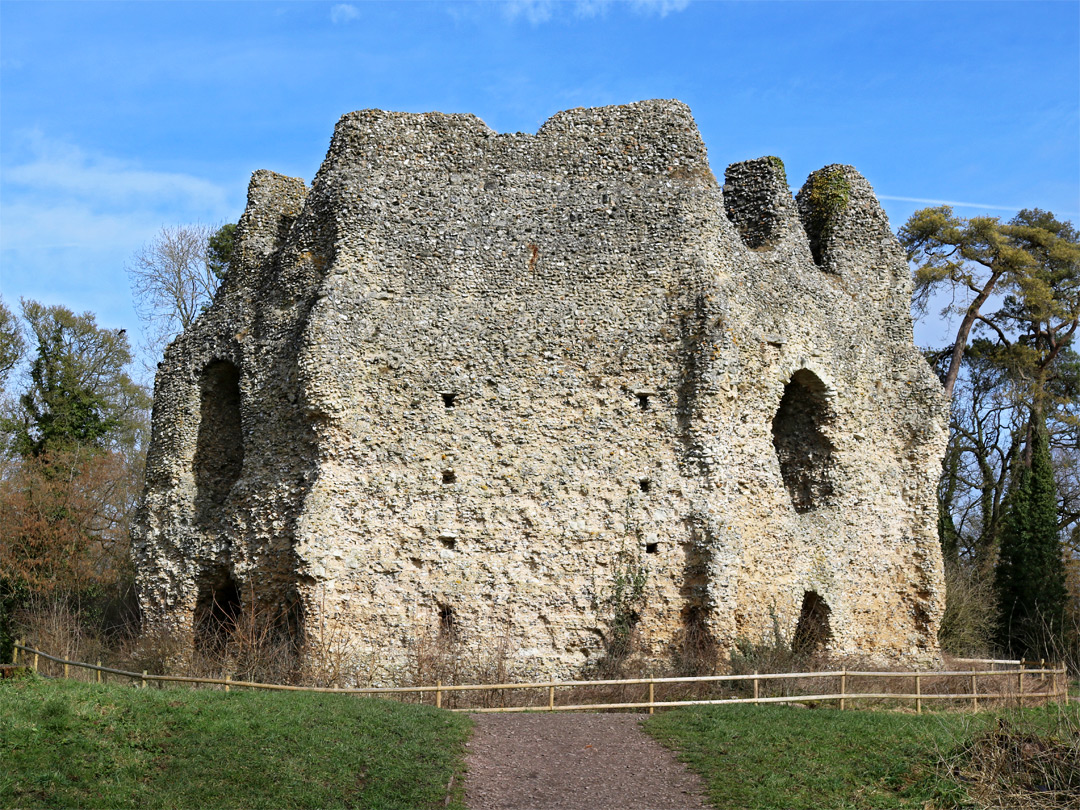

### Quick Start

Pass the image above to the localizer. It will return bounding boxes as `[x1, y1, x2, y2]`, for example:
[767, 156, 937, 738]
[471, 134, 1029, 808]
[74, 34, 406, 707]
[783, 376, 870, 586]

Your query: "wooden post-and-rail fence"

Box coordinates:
[9, 641, 1070, 714]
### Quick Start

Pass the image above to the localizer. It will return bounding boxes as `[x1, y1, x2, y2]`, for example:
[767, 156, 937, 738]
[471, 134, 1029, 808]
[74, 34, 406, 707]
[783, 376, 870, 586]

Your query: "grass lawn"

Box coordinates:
[643, 703, 1077, 810]
[0, 677, 472, 810]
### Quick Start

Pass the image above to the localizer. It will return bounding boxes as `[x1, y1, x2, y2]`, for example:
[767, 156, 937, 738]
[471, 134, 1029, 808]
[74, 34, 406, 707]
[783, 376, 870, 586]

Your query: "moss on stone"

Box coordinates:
[764, 155, 787, 183]
[805, 167, 850, 265]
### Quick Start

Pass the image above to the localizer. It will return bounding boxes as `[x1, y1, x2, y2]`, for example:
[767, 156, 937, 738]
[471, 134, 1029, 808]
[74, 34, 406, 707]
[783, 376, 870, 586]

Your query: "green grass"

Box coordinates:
[0, 677, 472, 809]
[644, 704, 984, 809]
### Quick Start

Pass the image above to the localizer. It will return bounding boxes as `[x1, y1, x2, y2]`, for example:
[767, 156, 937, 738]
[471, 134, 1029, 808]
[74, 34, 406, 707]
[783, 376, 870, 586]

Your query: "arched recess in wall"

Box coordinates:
[676, 543, 718, 674]
[193, 567, 241, 653]
[193, 360, 244, 523]
[771, 369, 836, 513]
[792, 590, 832, 655]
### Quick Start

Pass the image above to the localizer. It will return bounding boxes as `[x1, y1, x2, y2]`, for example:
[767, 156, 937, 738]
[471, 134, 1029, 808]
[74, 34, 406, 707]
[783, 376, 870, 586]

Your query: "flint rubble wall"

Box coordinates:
[133, 100, 948, 683]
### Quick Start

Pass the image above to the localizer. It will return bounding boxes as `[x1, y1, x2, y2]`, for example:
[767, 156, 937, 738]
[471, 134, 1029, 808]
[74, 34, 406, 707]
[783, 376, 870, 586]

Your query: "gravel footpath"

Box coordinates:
[464, 713, 710, 810]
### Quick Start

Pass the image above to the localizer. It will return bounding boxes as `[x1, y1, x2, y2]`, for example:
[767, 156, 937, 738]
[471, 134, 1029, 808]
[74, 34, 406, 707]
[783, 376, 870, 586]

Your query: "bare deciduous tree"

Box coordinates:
[127, 224, 225, 360]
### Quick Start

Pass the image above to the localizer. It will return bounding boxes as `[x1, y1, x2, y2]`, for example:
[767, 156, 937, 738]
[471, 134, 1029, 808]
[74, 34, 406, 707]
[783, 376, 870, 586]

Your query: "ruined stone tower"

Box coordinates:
[132, 100, 948, 682]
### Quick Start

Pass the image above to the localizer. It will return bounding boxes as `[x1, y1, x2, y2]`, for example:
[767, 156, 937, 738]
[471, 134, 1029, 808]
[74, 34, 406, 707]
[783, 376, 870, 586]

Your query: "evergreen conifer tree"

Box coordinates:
[995, 415, 1068, 659]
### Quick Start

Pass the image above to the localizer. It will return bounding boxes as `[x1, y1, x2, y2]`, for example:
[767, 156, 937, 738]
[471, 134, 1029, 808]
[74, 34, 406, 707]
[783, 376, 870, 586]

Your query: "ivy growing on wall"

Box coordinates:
[804, 167, 850, 266]
[591, 545, 648, 677]
[764, 155, 787, 183]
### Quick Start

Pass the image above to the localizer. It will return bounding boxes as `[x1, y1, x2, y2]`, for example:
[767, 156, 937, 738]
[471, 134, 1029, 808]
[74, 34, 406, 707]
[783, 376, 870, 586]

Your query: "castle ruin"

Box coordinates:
[133, 100, 949, 682]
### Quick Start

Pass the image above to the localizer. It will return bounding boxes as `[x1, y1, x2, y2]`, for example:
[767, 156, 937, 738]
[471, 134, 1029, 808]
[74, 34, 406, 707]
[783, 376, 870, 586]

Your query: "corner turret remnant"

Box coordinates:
[133, 101, 948, 683]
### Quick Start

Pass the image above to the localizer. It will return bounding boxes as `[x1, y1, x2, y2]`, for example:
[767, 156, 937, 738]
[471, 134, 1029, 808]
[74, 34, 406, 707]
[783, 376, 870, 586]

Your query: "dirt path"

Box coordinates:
[464, 713, 710, 810]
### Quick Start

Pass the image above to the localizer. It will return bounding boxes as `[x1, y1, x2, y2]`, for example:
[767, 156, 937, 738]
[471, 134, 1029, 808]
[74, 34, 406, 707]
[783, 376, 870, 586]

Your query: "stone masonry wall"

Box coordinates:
[133, 100, 948, 683]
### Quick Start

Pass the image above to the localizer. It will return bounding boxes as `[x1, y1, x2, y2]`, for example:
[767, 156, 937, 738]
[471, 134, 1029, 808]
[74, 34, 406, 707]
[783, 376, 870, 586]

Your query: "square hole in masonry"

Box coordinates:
[639, 478, 652, 493]
[645, 542, 659, 554]
[441, 392, 458, 409]
[442, 470, 457, 485]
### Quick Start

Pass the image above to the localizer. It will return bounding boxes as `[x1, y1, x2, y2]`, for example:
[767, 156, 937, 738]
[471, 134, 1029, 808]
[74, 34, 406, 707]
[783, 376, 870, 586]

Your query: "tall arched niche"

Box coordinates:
[771, 368, 836, 513]
[193, 359, 244, 523]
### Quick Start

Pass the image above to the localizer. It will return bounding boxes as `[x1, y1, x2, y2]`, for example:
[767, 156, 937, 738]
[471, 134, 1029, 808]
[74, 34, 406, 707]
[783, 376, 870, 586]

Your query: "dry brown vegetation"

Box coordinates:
[940, 710, 1080, 809]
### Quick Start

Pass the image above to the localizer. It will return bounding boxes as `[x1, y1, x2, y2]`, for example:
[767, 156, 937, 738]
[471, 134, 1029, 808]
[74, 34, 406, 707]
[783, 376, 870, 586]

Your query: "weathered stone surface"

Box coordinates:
[132, 100, 948, 684]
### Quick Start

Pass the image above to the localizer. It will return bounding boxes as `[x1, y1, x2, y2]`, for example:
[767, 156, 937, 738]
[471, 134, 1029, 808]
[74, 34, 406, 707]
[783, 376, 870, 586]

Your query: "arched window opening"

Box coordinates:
[194, 360, 243, 522]
[771, 369, 835, 513]
[194, 569, 242, 653]
[792, 591, 832, 655]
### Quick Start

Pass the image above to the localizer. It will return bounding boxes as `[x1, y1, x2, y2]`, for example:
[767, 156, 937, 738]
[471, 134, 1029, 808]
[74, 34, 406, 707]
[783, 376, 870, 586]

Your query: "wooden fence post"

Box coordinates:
[840, 671, 846, 711]
[550, 685, 556, 712]
[1018, 660, 1025, 707]
[64, 662, 69, 680]
[12, 640, 18, 666]
[648, 681, 654, 715]
[436, 679, 442, 709]
[915, 675, 922, 715]
[753, 671, 759, 703]
[1051, 665, 1057, 704]
[33, 651, 38, 673]
[971, 674, 978, 711]
[142, 670, 147, 689]
[225, 675, 231, 693]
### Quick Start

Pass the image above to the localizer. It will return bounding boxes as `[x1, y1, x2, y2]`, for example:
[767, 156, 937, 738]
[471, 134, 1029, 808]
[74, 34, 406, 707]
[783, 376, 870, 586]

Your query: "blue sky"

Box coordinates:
[2, 0, 1077, 366]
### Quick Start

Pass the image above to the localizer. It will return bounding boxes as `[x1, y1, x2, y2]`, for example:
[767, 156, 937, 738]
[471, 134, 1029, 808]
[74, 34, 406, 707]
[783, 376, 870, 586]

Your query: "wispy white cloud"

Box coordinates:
[5, 133, 228, 211]
[878, 195, 1024, 213]
[0, 132, 237, 353]
[502, 0, 690, 24]
[503, 0, 556, 24]
[330, 4, 361, 24]
[628, 0, 690, 17]
[1, 131, 233, 275]
[4, 131, 227, 211]
[2, 202, 166, 254]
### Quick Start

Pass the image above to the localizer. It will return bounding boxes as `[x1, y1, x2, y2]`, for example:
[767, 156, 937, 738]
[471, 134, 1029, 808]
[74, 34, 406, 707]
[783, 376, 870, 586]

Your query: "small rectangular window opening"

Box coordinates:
[441, 392, 457, 409]
[439, 537, 457, 550]
[639, 478, 651, 494]
[438, 604, 456, 639]
[636, 393, 651, 410]
[442, 469, 456, 485]
[645, 542, 659, 554]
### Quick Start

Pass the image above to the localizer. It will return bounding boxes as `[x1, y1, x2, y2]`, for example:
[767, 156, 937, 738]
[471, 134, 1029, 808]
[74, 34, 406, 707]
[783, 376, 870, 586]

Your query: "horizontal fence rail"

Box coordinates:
[10, 641, 1069, 715]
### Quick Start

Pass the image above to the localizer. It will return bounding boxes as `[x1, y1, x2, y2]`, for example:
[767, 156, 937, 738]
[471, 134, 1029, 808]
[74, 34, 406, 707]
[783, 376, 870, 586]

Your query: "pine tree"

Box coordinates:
[995, 415, 1068, 660]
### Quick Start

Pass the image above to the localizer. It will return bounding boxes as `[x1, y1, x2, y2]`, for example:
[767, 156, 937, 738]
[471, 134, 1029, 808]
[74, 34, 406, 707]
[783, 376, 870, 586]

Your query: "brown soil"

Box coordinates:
[464, 712, 710, 810]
